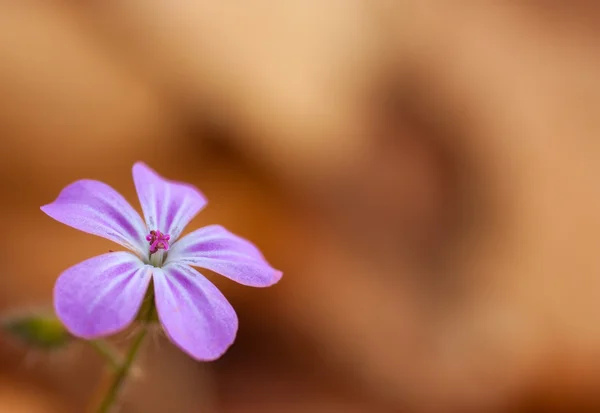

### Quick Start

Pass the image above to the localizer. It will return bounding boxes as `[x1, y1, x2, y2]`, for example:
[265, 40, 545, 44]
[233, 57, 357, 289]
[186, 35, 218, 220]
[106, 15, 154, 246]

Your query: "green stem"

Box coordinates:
[93, 296, 155, 413]
[88, 340, 122, 371]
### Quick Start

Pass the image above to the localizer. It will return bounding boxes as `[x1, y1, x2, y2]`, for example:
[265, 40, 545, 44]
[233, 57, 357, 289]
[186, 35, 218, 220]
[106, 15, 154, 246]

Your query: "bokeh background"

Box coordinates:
[1, 2, 600, 412]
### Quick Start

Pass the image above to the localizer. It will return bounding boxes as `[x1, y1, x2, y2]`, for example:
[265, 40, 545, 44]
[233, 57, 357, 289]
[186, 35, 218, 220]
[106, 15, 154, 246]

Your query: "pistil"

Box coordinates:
[146, 230, 170, 266]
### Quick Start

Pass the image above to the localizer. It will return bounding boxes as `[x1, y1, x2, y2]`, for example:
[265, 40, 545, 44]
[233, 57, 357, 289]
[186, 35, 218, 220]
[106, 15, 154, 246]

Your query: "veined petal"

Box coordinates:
[54, 252, 152, 339]
[153, 263, 238, 361]
[167, 225, 282, 287]
[132, 162, 207, 241]
[41, 180, 147, 256]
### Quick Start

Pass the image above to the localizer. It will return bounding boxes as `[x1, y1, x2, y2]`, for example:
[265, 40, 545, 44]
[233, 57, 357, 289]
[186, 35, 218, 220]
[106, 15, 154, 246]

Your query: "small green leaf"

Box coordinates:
[1, 311, 72, 350]
[135, 281, 159, 323]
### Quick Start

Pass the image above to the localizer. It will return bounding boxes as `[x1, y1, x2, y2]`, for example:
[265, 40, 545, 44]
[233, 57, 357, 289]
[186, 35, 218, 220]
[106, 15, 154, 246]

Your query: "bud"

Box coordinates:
[1, 311, 72, 350]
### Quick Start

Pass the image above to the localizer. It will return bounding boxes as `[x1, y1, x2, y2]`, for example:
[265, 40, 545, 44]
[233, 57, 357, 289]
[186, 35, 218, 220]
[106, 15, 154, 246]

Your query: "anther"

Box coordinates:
[146, 230, 171, 254]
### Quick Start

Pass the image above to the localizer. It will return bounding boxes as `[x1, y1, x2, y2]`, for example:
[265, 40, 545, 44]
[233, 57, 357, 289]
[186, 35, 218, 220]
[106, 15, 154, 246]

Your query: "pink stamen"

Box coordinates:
[146, 230, 171, 254]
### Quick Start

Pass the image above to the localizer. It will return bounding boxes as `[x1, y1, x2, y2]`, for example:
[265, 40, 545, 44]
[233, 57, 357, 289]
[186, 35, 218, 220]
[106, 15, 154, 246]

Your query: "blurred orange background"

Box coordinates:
[1, 2, 600, 412]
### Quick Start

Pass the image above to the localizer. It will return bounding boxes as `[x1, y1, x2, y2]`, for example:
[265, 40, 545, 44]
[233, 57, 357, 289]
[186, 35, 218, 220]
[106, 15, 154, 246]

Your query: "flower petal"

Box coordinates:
[41, 179, 147, 256]
[132, 162, 207, 241]
[54, 252, 152, 339]
[167, 225, 282, 287]
[153, 263, 238, 361]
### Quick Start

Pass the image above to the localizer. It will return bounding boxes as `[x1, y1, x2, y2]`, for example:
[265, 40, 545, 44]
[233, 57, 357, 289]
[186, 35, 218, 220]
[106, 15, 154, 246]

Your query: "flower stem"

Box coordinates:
[92, 294, 156, 413]
[94, 328, 148, 413]
[88, 340, 122, 371]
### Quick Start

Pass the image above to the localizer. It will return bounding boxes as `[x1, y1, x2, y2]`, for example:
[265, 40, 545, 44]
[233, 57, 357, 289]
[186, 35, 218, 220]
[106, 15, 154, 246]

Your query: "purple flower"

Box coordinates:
[41, 163, 282, 361]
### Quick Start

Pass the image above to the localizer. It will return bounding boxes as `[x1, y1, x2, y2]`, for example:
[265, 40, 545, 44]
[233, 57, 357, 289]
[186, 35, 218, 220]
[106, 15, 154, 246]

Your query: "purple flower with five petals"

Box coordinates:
[41, 163, 282, 360]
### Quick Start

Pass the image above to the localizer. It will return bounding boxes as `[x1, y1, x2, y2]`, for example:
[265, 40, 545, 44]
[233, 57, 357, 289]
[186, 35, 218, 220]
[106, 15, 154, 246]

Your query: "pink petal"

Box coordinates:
[153, 263, 238, 361]
[41, 180, 147, 256]
[54, 252, 152, 339]
[167, 225, 282, 287]
[132, 162, 207, 241]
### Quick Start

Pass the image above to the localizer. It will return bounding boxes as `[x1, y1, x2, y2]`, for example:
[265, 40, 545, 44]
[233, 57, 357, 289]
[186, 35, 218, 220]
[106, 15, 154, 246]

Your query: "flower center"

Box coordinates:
[146, 230, 171, 254]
